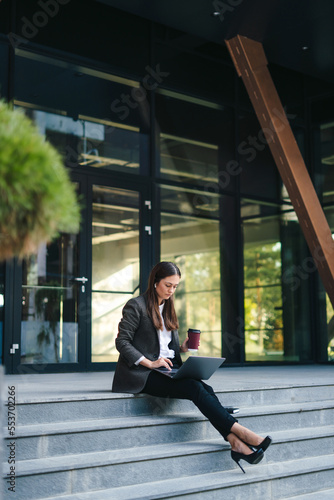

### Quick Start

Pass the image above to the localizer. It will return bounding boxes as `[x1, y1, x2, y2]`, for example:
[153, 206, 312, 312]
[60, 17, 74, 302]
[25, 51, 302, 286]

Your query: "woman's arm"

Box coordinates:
[115, 300, 146, 367]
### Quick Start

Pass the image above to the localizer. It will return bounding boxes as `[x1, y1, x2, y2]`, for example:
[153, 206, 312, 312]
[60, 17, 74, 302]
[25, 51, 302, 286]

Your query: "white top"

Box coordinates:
[158, 303, 175, 359]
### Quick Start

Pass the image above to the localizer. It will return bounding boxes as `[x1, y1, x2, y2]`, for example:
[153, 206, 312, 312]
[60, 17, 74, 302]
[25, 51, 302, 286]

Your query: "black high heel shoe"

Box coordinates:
[248, 436, 272, 453]
[231, 448, 264, 473]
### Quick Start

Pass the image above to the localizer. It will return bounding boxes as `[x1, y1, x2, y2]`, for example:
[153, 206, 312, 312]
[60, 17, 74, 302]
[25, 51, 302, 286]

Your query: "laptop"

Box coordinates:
[154, 356, 225, 380]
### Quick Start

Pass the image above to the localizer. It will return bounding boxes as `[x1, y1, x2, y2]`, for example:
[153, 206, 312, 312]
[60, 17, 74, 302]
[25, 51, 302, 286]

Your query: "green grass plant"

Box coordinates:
[0, 100, 80, 259]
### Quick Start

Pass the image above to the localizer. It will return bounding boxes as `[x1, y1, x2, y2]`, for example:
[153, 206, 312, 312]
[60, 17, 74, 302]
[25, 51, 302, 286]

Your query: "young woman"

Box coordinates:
[112, 261, 272, 472]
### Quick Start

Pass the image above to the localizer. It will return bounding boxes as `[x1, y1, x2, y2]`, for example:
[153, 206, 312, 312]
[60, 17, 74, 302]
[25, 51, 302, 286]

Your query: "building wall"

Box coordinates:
[1, 0, 334, 371]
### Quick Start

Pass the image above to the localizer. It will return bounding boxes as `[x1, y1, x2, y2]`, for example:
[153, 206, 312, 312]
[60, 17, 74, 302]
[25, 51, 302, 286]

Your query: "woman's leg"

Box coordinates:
[229, 422, 264, 447]
[198, 382, 265, 452]
[142, 371, 266, 453]
[142, 371, 237, 440]
[226, 422, 268, 455]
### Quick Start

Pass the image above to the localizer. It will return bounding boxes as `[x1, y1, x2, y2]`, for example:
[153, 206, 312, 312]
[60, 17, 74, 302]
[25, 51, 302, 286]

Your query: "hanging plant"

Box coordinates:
[0, 100, 80, 260]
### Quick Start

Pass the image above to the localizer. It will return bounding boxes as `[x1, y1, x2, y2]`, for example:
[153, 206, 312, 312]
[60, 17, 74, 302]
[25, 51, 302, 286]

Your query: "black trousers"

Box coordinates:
[141, 370, 237, 441]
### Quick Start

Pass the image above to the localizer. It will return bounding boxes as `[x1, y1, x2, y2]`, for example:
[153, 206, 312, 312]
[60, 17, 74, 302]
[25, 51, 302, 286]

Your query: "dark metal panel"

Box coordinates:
[97, 0, 334, 83]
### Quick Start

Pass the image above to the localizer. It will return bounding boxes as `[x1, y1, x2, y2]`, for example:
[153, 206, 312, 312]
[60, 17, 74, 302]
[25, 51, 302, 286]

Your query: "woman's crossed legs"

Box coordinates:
[142, 370, 264, 454]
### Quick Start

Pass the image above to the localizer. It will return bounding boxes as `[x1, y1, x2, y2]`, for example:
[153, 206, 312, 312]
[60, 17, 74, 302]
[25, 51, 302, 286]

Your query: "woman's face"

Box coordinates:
[155, 274, 180, 304]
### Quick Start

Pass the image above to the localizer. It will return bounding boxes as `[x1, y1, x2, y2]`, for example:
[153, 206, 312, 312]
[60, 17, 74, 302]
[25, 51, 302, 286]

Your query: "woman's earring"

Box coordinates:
[154, 283, 157, 289]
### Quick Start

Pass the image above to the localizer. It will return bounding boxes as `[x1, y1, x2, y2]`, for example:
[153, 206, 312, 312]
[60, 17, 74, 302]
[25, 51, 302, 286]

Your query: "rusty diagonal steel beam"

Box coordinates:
[226, 35, 334, 307]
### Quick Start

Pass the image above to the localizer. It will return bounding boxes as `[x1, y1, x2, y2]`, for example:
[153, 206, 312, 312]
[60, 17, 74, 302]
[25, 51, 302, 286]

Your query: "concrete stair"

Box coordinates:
[2, 376, 334, 499]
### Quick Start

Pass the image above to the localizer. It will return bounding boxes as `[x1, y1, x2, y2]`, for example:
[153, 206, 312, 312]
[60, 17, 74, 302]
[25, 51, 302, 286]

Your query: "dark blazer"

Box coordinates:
[112, 294, 183, 394]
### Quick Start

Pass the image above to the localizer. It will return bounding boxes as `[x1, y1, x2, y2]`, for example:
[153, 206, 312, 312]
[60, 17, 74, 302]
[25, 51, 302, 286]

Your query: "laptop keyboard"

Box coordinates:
[156, 367, 178, 374]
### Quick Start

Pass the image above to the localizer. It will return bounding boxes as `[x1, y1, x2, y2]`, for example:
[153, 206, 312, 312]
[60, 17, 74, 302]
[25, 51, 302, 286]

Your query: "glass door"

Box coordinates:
[6, 175, 150, 373]
[21, 233, 80, 366]
[6, 175, 86, 374]
[91, 184, 141, 363]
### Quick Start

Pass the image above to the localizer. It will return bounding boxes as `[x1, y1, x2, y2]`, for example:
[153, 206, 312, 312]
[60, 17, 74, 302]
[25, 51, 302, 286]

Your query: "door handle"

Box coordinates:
[10, 344, 19, 354]
[71, 276, 88, 292]
[73, 277, 88, 283]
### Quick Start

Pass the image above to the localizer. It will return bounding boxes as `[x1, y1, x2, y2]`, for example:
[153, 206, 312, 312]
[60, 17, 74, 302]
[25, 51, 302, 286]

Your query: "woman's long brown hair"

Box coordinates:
[146, 261, 181, 331]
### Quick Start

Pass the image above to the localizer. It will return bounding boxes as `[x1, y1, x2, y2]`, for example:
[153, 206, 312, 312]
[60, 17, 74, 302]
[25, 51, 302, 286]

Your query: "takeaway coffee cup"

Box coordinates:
[187, 329, 201, 351]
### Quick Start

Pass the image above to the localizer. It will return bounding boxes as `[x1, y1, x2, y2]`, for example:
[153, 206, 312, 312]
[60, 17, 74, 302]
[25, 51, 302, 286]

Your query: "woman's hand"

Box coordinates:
[180, 337, 189, 353]
[180, 337, 201, 352]
[150, 357, 173, 370]
[140, 356, 173, 370]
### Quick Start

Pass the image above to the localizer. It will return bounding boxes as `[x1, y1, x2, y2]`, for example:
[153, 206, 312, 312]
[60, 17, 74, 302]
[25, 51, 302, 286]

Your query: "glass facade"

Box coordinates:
[242, 200, 312, 362]
[160, 186, 222, 356]
[91, 185, 140, 362]
[14, 51, 149, 176]
[1, 3, 334, 372]
[0, 40, 7, 366]
[0, 41, 8, 99]
[312, 97, 334, 361]
[0, 263, 3, 365]
[243, 208, 283, 362]
[156, 92, 235, 190]
[21, 235, 79, 364]
[239, 111, 280, 199]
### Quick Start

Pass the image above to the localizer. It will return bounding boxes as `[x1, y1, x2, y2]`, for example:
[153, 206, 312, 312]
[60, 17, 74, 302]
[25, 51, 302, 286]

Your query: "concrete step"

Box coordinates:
[3, 372, 334, 500]
[240, 400, 334, 434]
[4, 425, 334, 498]
[15, 383, 334, 425]
[259, 426, 334, 465]
[5, 400, 334, 460]
[7, 414, 201, 460]
[37, 454, 334, 500]
[282, 489, 334, 499]
[7, 438, 231, 496]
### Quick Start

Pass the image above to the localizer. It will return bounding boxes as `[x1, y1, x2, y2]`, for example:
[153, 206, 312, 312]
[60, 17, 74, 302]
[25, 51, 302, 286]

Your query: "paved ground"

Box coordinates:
[2, 365, 334, 402]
